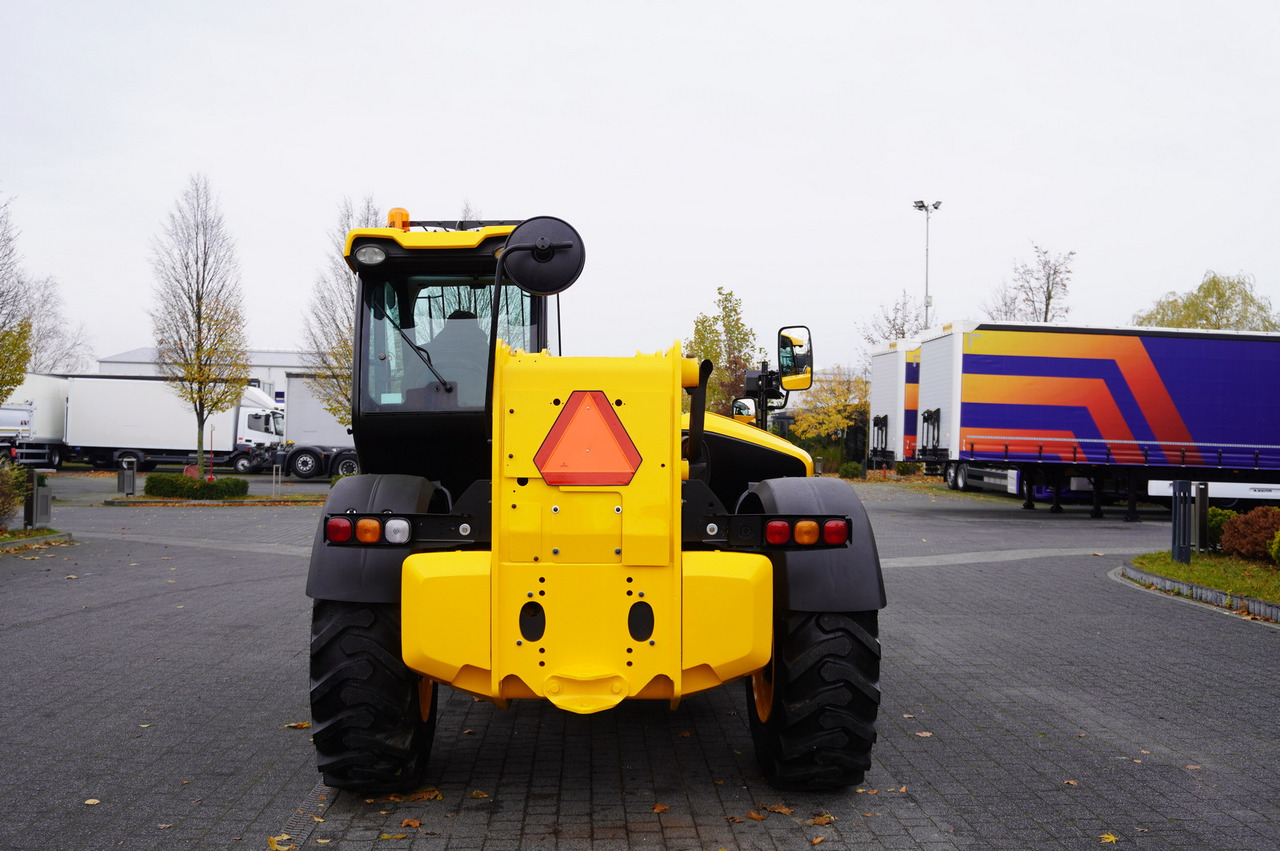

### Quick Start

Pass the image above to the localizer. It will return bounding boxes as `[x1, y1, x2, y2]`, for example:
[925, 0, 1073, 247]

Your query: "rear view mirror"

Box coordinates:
[778, 326, 812, 391]
[502, 216, 586, 296]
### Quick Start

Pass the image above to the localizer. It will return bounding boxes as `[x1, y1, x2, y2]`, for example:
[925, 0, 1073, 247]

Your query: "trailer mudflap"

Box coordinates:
[401, 550, 772, 712]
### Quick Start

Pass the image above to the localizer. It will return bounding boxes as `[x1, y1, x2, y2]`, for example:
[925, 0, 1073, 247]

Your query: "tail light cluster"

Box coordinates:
[325, 515, 413, 545]
[765, 518, 850, 546]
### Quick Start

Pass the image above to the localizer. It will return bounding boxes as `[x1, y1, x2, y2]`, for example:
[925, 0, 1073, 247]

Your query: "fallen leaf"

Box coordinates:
[462, 729, 475, 735]
[1100, 834, 1118, 844]
[139, 724, 150, 728]
[1064, 780, 1078, 786]
[725, 815, 744, 823]
[915, 732, 933, 738]
[652, 803, 669, 813]
[812, 839, 825, 846]
[157, 824, 172, 829]
[84, 799, 100, 805]
[316, 841, 331, 845]
[469, 790, 489, 799]
[896, 786, 908, 793]
[65, 574, 78, 579]
[267, 835, 295, 851]
[408, 788, 443, 802]
[310, 815, 324, 823]
[902, 714, 915, 719]
[746, 811, 767, 821]
[765, 804, 793, 814]
[809, 815, 833, 826]
[401, 818, 421, 828]
[379, 834, 407, 840]
[1186, 765, 1201, 770]
[678, 731, 692, 738]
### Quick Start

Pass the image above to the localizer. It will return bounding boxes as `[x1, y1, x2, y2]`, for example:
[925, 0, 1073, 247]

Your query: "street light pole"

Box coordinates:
[913, 200, 941, 328]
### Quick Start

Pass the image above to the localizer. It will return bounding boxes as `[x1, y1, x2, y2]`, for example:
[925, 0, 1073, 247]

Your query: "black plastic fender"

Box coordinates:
[305, 474, 440, 604]
[740, 477, 886, 612]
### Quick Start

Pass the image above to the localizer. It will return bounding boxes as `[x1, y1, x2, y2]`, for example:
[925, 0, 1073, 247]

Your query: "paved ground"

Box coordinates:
[1, 474, 1277, 849]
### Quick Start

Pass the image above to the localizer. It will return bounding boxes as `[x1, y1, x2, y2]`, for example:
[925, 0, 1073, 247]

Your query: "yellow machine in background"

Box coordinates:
[306, 214, 885, 793]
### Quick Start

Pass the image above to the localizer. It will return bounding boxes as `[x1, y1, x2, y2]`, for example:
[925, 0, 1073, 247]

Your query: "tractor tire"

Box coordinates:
[309, 599, 437, 792]
[747, 610, 880, 790]
[333, 453, 359, 477]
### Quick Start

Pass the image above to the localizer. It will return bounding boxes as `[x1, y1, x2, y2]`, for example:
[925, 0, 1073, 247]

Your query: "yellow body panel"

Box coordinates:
[343, 225, 515, 258]
[400, 342, 775, 712]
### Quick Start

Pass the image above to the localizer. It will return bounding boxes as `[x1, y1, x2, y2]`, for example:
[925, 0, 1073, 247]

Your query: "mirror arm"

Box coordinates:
[684, 359, 714, 465]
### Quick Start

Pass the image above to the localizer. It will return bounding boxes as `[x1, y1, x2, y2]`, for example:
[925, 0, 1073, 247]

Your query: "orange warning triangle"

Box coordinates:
[534, 390, 642, 486]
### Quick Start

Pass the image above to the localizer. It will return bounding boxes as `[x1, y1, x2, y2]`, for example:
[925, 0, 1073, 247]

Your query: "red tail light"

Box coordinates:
[765, 520, 791, 545]
[325, 517, 353, 543]
[823, 519, 849, 545]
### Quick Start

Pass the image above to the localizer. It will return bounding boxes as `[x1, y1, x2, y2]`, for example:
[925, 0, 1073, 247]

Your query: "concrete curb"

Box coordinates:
[100, 498, 325, 507]
[1118, 562, 1280, 622]
[0, 531, 74, 549]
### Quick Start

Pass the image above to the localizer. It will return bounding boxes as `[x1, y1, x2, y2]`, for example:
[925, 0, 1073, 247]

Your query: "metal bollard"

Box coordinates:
[117, 458, 136, 496]
[1170, 480, 1191, 564]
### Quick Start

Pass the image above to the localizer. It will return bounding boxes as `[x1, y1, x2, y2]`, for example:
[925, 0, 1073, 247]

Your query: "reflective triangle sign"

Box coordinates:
[534, 390, 642, 486]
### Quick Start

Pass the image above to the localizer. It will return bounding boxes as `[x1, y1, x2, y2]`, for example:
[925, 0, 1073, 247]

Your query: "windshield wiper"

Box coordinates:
[385, 315, 454, 392]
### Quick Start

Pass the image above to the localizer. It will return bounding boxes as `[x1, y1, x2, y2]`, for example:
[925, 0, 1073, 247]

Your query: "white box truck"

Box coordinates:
[281, 372, 358, 479]
[61, 375, 283, 472]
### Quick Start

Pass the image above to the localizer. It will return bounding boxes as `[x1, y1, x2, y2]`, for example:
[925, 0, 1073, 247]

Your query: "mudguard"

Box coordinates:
[305, 474, 440, 603]
[740, 477, 886, 612]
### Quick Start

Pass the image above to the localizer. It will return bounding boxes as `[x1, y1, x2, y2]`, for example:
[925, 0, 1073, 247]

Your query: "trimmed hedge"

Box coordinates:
[895, 461, 922, 476]
[143, 473, 250, 499]
[1270, 529, 1280, 566]
[1206, 507, 1237, 551]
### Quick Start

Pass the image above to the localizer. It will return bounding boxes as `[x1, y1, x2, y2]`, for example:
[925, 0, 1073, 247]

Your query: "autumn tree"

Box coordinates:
[983, 244, 1075, 323]
[301, 196, 381, 427]
[789, 364, 869, 446]
[1132, 271, 1279, 331]
[149, 174, 250, 477]
[684, 287, 765, 416]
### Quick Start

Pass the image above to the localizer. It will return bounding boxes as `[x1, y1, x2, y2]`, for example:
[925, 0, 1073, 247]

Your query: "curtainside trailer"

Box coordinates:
[905, 320, 1280, 514]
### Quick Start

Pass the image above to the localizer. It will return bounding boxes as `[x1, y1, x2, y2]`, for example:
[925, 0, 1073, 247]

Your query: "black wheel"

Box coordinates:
[117, 451, 143, 471]
[747, 611, 880, 790]
[944, 463, 958, 490]
[310, 600, 437, 792]
[232, 454, 253, 474]
[292, 451, 321, 479]
[333, 454, 359, 477]
[955, 463, 970, 491]
[47, 446, 63, 469]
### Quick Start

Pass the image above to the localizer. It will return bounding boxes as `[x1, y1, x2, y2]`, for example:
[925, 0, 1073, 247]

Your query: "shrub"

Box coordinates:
[895, 461, 922, 476]
[143, 473, 250, 500]
[1270, 529, 1280, 566]
[0, 465, 28, 531]
[838, 461, 863, 479]
[1220, 505, 1280, 561]
[1205, 506, 1237, 550]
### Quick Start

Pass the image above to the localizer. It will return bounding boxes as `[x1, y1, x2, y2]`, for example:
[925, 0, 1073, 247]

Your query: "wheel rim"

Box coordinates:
[419, 678, 434, 722]
[751, 640, 776, 723]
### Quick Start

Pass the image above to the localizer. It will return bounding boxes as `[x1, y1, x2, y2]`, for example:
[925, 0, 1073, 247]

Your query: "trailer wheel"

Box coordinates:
[746, 610, 880, 790]
[47, 446, 63, 469]
[292, 450, 321, 479]
[117, 451, 143, 471]
[310, 599, 437, 792]
[954, 463, 970, 491]
[333, 454, 359, 477]
[944, 463, 958, 490]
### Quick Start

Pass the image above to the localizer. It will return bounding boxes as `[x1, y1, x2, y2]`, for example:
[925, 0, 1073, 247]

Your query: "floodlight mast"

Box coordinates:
[913, 200, 942, 328]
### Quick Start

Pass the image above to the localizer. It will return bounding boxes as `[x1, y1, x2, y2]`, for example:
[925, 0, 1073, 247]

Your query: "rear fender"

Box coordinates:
[739, 477, 885, 612]
[305, 474, 440, 603]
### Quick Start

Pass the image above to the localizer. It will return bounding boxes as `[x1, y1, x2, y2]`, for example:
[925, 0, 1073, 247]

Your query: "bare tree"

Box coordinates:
[0, 193, 93, 391]
[301, 196, 382, 427]
[985, 244, 1075, 323]
[860, 290, 926, 348]
[149, 174, 250, 477]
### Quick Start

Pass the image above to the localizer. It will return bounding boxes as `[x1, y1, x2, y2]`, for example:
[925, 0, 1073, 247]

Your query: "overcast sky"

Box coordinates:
[3, 1, 1277, 371]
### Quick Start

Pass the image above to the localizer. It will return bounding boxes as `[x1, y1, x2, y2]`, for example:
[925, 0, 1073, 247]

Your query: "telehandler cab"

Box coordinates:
[306, 213, 885, 792]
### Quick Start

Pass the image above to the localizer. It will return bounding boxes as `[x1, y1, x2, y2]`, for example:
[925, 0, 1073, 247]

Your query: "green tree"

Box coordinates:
[1132, 271, 1279, 331]
[301, 196, 381, 427]
[149, 174, 251, 477]
[684, 287, 765, 416]
[0, 320, 32, 404]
